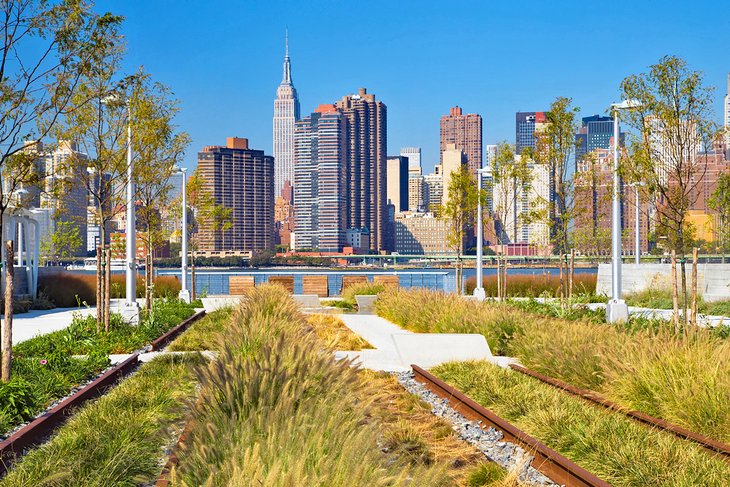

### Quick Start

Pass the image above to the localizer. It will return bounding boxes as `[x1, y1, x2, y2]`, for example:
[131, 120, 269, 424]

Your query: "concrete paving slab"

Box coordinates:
[293, 294, 322, 308]
[201, 296, 243, 312]
[337, 314, 511, 372]
[391, 333, 492, 369]
[8, 307, 96, 345]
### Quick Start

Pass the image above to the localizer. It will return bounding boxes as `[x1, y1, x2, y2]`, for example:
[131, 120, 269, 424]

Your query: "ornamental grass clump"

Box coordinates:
[305, 313, 373, 350]
[434, 360, 730, 486]
[375, 288, 730, 443]
[171, 284, 449, 486]
[341, 281, 386, 307]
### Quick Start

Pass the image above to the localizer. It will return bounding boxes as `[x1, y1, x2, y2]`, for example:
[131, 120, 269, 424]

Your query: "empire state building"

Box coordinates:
[273, 32, 300, 199]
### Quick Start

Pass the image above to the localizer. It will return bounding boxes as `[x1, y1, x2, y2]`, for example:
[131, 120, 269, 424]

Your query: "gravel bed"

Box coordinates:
[395, 371, 558, 486]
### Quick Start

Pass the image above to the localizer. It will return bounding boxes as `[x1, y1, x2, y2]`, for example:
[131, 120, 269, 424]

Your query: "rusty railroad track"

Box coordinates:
[508, 363, 730, 460]
[0, 310, 206, 477]
[411, 364, 612, 487]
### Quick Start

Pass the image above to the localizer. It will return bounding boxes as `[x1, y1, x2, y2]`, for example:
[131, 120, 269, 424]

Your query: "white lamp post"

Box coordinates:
[174, 166, 190, 303]
[104, 93, 139, 323]
[606, 99, 641, 323]
[473, 167, 487, 300]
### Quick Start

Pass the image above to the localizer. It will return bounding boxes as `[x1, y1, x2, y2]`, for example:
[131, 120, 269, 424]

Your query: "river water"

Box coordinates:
[151, 266, 597, 296]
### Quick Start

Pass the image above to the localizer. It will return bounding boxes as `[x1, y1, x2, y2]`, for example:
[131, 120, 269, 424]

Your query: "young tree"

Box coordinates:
[620, 55, 723, 324]
[443, 164, 478, 294]
[182, 169, 231, 300]
[490, 142, 532, 300]
[532, 97, 580, 300]
[708, 172, 730, 263]
[132, 79, 189, 310]
[40, 220, 83, 265]
[0, 1, 120, 381]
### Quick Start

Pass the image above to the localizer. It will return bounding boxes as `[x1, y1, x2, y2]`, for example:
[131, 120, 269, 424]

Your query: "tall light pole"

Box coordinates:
[630, 182, 645, 265]
[123, 99, 139, 322]
[606, 100, 641, 323]
[175, 166, 190, 303]
[473, 167, 487, 300]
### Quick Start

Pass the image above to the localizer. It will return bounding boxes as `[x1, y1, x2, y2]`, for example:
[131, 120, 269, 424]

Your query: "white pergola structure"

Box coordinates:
[1, 210, 41, 299]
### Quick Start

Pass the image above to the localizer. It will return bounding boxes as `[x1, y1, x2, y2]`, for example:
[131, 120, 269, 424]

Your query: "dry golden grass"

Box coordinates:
[306, 313, 373, 350]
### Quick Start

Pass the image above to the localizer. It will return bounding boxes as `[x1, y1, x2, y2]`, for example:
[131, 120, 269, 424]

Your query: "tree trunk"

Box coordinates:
[568, 249, 575, 300]
[680, 257, 688, 326]
[190, 250, 196, 301]
[496, 250, 502, 301]
[671, 250, 679, 331]
[502, 255, 508, 300]
[104, 246, 111, 333]
[2, 241, 14, 382]
[691, 247, 698, 328]
[558, 254, 564, 303]
[96, 245, 103, 331]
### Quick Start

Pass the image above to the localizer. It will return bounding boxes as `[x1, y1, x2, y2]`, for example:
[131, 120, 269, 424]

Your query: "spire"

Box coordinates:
[282, 30, 292, 85]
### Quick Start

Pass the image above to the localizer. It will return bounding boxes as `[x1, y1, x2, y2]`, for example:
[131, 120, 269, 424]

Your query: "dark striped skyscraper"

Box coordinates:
[293, 105, 347, 252]
[197, 137, 274, 253]
[335, 88, 388, 252]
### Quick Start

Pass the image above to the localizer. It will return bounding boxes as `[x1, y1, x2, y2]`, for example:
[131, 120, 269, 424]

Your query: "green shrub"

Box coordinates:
[341, 281, 385, 306]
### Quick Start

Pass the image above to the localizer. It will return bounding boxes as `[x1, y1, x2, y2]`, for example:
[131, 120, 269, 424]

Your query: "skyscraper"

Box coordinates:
[441, 144, 466, 207]
[386, 155, 408, 212]
[515, 111, 546, 153]
[400, 146, 422, 171]
[293, 105, 347, 252]
[335, 88, 388, 252]
[197, 137, 274, 253]
[724, 73, 730, 151]
[575, 115, 617, 163]
[273, 31, 300, 199]
[440, 106, 482, 175]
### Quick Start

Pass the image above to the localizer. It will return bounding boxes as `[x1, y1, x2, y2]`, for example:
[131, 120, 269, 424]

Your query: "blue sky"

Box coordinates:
[102, 0, 730, 174]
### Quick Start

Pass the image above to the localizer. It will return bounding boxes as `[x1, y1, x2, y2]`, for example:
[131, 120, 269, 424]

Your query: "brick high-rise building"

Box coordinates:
[197, 137, 274, 254]
[293, 105, 347, 252]
[335, 88, 388, 252]
[440, 106, 482, 176]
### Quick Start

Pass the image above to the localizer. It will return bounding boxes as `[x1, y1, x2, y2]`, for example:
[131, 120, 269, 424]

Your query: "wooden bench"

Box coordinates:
[229, 276, 255, 295]
[268, 275, 294, 293]
[373, 275, 399, 287]
[341, 275, 368, 294]
[302, 275, 329, 297]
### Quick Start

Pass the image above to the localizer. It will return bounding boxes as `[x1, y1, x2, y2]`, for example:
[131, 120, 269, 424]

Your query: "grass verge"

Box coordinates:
[433, 360, 730, 486]
[375, 288, 730, 443]
[1, 354, 204, 486]
[167, 308, 233, 352]
[306, 313, 373, 350]
[170, 285, 451, 486]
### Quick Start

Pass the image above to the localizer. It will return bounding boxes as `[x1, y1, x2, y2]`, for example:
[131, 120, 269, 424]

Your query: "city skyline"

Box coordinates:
[98, 0, 730, 174]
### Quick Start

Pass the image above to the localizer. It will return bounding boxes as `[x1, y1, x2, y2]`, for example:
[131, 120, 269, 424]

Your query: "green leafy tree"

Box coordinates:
[443, 164, 479, 294]
[490, 141, 532, 299]
[708, 172, 730, 262]
[620, 55, 723, 323]
[532, 97, 580, 299]
[40, 221, 83, 265]
[0, 0, 120, 381]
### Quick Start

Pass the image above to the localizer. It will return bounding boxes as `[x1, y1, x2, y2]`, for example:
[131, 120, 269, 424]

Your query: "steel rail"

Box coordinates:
[411, 364, 612, 487]
[509, 363, 730, 460]
[0, 353, 140, 475]
[0, 309, 206, 477]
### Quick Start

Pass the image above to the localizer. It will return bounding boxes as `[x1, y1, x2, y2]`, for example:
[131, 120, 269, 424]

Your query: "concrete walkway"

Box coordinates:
[335, 313, 514, 372]
[585, 302, 728, 327]
[6, 307, 96, 345]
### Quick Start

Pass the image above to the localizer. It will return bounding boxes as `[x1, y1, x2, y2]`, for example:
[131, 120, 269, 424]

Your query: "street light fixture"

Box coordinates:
[172, 166, 190, 303]
[629, 182, 646, 264]
[473, 167, 488, 301]
[606, 99, 642, 323]
[103, 92, 139, 323]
